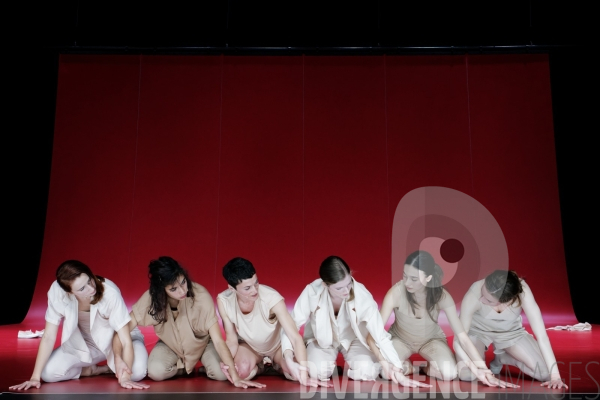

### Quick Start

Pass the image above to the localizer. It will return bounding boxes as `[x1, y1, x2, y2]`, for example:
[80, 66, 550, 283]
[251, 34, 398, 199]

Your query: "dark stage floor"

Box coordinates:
[2, 323, 598, 399]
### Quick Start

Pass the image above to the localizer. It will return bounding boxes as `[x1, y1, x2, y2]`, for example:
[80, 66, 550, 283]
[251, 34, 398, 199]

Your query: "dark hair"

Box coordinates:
[56, 260, 105, 305]
[222, 257, 256, 288]
[404, 250, 444, 321]
[319, 255, 354, 301]
[148, 256, 195, 323]
[484, 270, 523, 307]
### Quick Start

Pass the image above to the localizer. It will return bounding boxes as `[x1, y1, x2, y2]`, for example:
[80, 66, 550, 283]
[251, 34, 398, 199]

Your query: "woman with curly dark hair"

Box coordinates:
[112, 256, 264, 389]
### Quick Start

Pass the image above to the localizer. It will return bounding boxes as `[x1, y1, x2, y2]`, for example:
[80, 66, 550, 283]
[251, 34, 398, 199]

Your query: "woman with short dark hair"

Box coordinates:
[112, 256, 264, 389]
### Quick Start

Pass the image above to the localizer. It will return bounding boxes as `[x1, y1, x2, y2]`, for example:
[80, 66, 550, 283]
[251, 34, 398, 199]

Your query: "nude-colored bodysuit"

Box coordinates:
[459, 280, 549, 382]
[387, 281, 457, 380]
[467, 285, 528, 350]
[388, 281, 446, 348]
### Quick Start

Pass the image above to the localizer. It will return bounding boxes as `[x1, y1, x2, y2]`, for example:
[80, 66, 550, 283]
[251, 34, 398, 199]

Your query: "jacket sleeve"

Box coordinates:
[45, 283, 65, 326]
[360, 290, 404, 369]
[103, 283, 132, 333]
[280, 285, 313, 355]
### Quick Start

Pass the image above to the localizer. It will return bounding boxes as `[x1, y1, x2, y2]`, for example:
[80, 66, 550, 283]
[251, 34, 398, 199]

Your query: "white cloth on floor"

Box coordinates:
[546, 322, 591, 331]
[18, 329, 45, 338]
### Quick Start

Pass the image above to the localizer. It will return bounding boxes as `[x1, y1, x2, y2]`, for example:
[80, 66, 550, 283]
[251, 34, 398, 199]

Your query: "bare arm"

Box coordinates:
[442, 291, 513, 387]
[280, 286, 312, 356]
[453, 287, 487, 371]
[367, 286, 402, 378]
[112, 312, 138, 375]
[272, 300, 329, 387]
[113, 319, 148, 390]
[208, 322, 265, 388]
[216, 298, 239, 358]
[379, 285, 399, 327]
[9, 320, 59, 391]
[520, 284, 567, 389]
[442, 291, 487, 371]
[365, 332, 398, 381]
[366, 286, 430, 388]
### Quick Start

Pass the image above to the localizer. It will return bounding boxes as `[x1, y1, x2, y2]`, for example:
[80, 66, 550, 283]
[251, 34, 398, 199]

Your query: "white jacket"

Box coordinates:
[281, 278, 403, 369]
[45, 278, 143, 371]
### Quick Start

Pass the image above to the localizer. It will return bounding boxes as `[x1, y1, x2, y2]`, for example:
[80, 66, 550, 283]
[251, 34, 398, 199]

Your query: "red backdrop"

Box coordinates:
[25, 54, 575, 328]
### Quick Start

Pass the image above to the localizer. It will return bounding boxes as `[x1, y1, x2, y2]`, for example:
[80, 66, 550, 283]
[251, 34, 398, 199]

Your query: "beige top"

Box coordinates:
[77, 311, 100, 350]
[132, 282, 218, 374]
[327, 296, 356, 351]
[468, 279, 527, 349]
[217, 284, 284, 356]
[388, 281, 446, 344]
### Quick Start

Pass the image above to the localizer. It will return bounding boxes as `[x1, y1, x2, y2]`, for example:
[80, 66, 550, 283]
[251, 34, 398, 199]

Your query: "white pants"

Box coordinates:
[41, 339, 148, 382]
[306, 339, 380, 381]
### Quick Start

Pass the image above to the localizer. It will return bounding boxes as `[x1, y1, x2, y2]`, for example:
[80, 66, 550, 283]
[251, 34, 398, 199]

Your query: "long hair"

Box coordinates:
[484, 269, 523, 307]
[148, 256, 195, 323]
[319, 255, 354, 301]
[404, 250, 444, 321]
[56, 260, 105, 305]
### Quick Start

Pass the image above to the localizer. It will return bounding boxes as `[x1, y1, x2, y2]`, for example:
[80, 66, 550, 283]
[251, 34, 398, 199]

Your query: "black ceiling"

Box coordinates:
[26, 1, 595, 53]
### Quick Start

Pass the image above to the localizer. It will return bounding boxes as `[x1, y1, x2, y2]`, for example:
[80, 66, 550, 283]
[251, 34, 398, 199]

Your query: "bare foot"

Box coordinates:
[81, 364, 111, 376]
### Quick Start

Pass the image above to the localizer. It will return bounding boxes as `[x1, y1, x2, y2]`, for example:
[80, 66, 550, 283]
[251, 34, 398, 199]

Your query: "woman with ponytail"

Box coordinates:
[456, 270, 567, 389]
[369, 250, 515, 387]
[282, 255, 430, 388]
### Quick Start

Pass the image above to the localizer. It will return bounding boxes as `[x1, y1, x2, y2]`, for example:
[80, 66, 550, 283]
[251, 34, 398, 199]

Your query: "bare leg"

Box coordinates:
[419, 339, 457, 381]
[233, 343, 263, 379]
[457, 335, 486, 381]
[80, 364, 110, 376]
[273, 347, 296, 380]
[390, 336, 416, 376]
[495, 334, 550, 381]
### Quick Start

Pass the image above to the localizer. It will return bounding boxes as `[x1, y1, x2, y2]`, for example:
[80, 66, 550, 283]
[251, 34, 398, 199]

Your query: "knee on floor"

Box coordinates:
[130, 367, 148, 382]
[433, 362, 458, 381]
[308, 360, 336, 381]
[235, 360, 256, 380]
[147, 363, 171, 381]
[40, 367, 64, 383]
[457, 367, 477, 382]
[348, 361, 380, 381]
[204, 364, 228, 381]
